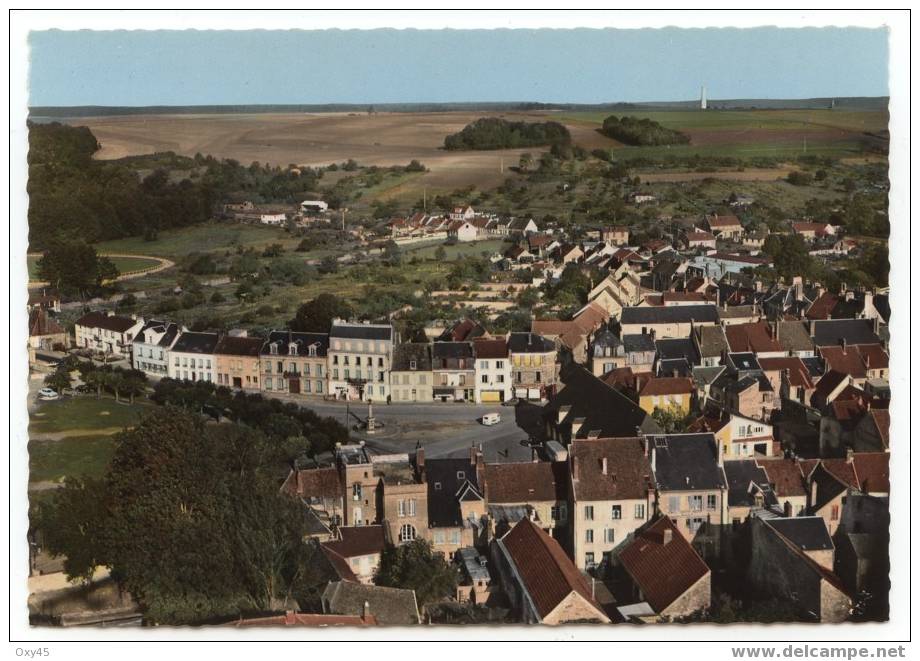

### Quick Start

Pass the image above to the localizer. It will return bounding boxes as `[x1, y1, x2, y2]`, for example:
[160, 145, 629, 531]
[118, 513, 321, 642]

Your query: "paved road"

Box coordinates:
[270, 394, 546, 462]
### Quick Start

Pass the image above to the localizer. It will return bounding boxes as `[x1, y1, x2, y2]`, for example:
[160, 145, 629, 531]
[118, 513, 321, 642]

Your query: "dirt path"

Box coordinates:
[29, 427, 129, 442]
[28, 252, 175, 287]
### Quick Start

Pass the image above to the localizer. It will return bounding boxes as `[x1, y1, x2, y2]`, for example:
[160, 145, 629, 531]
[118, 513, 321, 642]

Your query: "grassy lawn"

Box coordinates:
[95, 222, 302, 259]
[405, 238, 507, 260]
[27, 254, 163, 281]
[29, 397, 152, 436]
[29, 435, 117, 484]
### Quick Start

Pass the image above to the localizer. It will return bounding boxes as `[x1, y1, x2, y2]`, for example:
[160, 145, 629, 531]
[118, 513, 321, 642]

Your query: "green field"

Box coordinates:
[28, 254, 163, 280]
[557, 109, 888, 133]
[95, 222, 302, 259]
[29, 435, 117, 484]
[29, 397, 152, 436]
[405, 238, 507, 260]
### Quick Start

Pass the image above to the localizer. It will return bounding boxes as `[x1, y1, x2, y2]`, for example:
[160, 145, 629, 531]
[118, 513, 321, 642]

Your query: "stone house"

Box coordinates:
[74, 311, 145, 359]
[328, 321, 394, 402]
[508, 332, 558, 400]
[617, 515, 711, 621]
[390, 342, 433, 403]
[320, 525, 387, 584]
[214, 334, 264, 392]
[482, 461, 570, 540]
[748, 513, 851, 622]
[491, 518, 610, 624]
[648, 433, 728, 560]
[569, 437, 654, 571]
[432, 341, 475, 402]
[472, 338, 513, 403]
[261, 331, 329, 397]
[619, 304, 719, 339]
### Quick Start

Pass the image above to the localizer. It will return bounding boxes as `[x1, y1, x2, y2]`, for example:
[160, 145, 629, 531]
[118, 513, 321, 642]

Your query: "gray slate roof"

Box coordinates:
[321, 581, 420, 625]
[766, 516, 834, 551]
[649, 433, 727, 492]
[392, 343, 432, 371]
[620, 304, 719, 325]
[171, 331, 219, 354]
[330, 322, 393, 341]
[811, 319, 880, 347]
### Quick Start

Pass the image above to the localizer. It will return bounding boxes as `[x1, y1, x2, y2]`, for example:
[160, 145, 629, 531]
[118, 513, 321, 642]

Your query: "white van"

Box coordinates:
[481, 412, 501, 426]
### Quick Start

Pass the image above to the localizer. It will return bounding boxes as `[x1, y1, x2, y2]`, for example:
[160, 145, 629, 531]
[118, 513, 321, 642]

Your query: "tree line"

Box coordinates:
[443, 117, 572, 151]
[600, 115, 691, 146]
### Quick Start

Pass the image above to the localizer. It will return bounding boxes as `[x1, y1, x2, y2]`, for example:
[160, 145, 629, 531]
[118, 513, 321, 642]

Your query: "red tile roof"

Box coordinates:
[289, 466, 343, 498]
[230, 611, 376, 626]
[725, 321, 783, 354]
[869, 409, 890, 449]
[639, 377, 694, 397]
[29, 309, 65, 337]
[473, 338, 509, 359]
[322, 525, 386, 559]
[484, 461, 568, 503]
[500, 519, 607, 621]
[819, 346, 868, 379]
[571, 437, 653, 501]
[805, 292, 839, 320]
[851, 452, 890, 493]
[757, 459, 808, 498]
[618, 516, 710, 613]
[708, 214, 742, 228]
[757, 356, 814, 389]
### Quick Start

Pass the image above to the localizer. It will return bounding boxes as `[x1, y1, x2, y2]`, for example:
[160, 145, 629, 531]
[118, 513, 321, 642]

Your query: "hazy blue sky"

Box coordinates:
[28, 27, 888, 106]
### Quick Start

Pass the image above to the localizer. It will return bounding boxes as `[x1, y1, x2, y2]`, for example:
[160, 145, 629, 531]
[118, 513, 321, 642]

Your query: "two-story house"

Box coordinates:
[390, 343, 433, 402]
[328, 321, 394, 402]
[214, 333, 264, 392]
[167, 331, 219, 382]
[75, 311, 145, 359]
[132, 319, 182, 377]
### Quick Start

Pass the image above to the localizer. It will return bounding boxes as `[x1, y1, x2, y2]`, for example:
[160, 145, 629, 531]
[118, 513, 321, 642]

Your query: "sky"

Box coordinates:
[28, 27, 889, 107]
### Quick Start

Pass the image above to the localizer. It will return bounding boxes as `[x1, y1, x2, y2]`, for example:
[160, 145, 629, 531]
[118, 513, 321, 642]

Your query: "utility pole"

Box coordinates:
[341, 208, 347, 232]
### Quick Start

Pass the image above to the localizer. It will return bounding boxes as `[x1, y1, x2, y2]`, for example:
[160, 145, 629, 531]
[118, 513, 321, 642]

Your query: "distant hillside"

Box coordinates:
[29, 97, 889, 119]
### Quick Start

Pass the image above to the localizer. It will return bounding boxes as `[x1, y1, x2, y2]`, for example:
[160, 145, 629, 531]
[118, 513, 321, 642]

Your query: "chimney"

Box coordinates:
[572, 455, 580, 480]
[672, 369, 678, 378]
[846, 448, 854, 464]
[416, 446, 426, 480]
[362, 601, 371, 621]
[784, 500, 793, 518]
[601, 457, 608, 475]
[650, 446, 656, 474]
[662, 528, 673, 545]
[840, 338, 847, 354]
[810, 478, 818, 507]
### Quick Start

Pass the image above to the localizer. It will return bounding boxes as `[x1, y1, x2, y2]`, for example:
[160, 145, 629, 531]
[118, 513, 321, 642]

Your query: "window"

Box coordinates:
[707, 494, 717, 510]
[456, 471, 465, 480]
[668, 496, 680, 512]
[496, 360, 504, 369]
[433, 530, 445, 544]
[397, 500, 405, 517]
[830, 505, 840, 521]
[584, 505, 594, 521]
[265, 377, 273, 390]
[419, 375, 426, 385]
[434, 482, 442, 491]
[409, 360, 417, 370]
[352, 483, 362, 500]
[690, 495, 703, 512]
[450, 530, 461, 545]
[634, 503, 646, 519]
[289, 344, 298, 356]
[270, 343, 278, 355]
[277, 361, 283, 373]
[481, 375, 489, 384]
[688, 518, 704, 534]
[317, 381, 323, 394]
[585, 529, 594, 543]
[480, 360, 488, 370]
[378, 357, 384, 367]
[408, 499, 416, 517]
[604, 529, 615, 544]
[585, 553, 595, 569]
[399, 524, 416, 543]
[611, 505, 621, 520]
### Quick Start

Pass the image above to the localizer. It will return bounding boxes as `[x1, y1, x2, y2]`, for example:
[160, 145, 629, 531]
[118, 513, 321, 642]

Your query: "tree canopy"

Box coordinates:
[444, 118, 571, 151]
[374, 539, 458, 607]
[36, 240, 120, 297]
[600, 115, 690, 146]
[36, 408, 320, 624]
[288, 293, 354, 333]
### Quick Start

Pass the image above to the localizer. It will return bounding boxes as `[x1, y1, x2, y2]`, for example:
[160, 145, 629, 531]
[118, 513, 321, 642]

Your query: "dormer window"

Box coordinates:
[409, 360, 417, 370]
[308, 344, 317, 357]
[289, 343, 298, 356]
[456, 471, 465, 480]
[269, 343, 278, 355]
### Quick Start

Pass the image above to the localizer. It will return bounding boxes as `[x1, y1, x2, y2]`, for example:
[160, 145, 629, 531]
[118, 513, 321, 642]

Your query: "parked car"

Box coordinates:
[481, 412, 501, 426]
[37, 388, 59, 400]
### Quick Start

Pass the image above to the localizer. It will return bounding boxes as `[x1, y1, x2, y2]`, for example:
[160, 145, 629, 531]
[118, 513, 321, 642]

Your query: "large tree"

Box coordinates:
[374, 539, 458, 607]
[289, 293, 354, 333]
[35, 240, 120, 298]
[36, 408, 318, 624]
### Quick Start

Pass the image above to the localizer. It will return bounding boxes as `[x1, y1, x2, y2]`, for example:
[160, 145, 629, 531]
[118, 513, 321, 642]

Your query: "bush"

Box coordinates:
[600, 115, 690, 146]
[787, 171, 814, 186]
